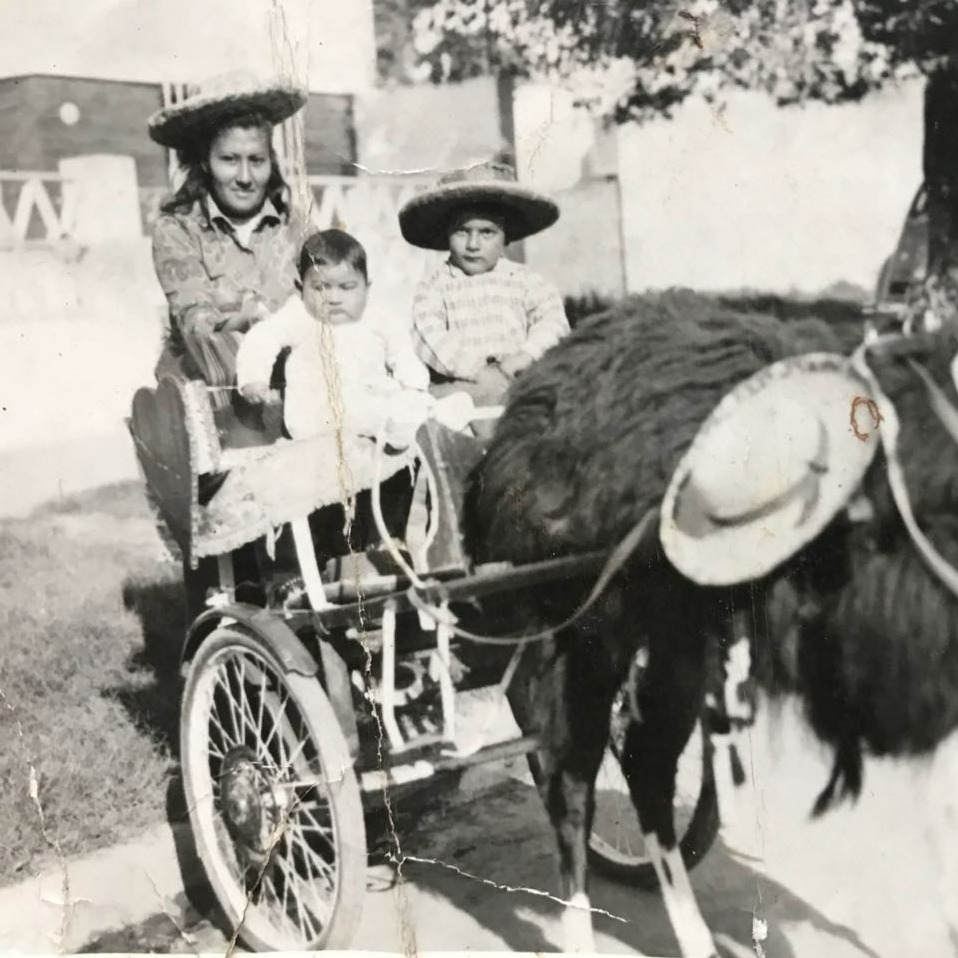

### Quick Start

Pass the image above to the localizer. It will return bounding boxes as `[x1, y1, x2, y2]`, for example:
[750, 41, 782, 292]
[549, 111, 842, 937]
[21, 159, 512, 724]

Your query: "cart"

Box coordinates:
[128, 376, 721, 952]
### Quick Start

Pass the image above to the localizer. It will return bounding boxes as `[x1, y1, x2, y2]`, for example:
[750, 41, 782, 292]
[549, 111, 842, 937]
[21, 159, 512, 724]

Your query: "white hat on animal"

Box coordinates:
[660, 352, 880, 586]
[148, 70, 307, 149]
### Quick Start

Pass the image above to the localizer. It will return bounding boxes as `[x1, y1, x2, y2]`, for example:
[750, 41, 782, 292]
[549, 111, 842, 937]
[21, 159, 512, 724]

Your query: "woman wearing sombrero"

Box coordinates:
[399, 160, 570, 406]
[148, 71, 306, 395]
[146, 71, 305, 621]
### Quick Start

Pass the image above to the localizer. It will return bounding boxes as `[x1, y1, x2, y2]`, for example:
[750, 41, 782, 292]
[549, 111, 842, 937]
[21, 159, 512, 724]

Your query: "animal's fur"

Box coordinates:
[795, 332, 958, 809]
[464, 290, 842, 565]
[462, 290, 958, 952]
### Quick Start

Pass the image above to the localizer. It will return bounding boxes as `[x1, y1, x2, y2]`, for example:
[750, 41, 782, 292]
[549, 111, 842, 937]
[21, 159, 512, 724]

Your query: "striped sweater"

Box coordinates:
[411, 257, 570, 381]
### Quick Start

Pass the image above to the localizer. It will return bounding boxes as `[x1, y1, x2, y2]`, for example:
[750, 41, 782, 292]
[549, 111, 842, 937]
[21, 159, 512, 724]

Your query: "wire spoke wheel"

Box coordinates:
[588, 648, 719, 888]
[180, 626, 366, 951]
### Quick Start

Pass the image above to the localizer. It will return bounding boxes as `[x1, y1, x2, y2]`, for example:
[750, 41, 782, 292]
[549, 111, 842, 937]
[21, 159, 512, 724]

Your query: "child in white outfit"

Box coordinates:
[236, 228, 477, 572]
[237, 229, 434, 445]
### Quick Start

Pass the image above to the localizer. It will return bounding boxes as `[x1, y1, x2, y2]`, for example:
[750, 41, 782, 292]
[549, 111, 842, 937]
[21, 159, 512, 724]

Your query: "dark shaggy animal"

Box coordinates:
[462, 290, 958, 956]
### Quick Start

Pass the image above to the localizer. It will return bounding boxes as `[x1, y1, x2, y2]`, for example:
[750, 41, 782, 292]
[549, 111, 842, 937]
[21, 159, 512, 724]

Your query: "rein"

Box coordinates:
[851, 338, 958, 601]
[404, 508, 658, 646]
[369, 417, 659, 647]
[364, 333, 958, 649]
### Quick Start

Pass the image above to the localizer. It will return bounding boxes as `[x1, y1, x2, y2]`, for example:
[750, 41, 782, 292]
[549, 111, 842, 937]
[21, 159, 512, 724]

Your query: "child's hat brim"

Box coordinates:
[399, 163, 559, 250]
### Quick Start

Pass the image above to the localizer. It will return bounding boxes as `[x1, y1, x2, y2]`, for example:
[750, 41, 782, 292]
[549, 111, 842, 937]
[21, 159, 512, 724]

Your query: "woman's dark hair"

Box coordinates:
[298, 229, 368, 283]
[160, 110, 291, 218]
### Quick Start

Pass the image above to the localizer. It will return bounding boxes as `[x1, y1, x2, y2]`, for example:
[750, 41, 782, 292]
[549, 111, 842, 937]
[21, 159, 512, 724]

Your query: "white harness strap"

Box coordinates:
[851, 345, 958, 600]
[290, 516, 329, 610]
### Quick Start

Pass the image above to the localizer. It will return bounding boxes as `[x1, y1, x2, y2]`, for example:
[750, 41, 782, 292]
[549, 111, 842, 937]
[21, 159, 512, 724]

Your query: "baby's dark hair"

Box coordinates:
[298, 229, 368, 282]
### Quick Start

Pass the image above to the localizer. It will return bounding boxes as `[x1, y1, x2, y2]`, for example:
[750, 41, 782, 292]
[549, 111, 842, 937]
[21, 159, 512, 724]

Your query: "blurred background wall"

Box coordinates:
[0, 0, 925, 511]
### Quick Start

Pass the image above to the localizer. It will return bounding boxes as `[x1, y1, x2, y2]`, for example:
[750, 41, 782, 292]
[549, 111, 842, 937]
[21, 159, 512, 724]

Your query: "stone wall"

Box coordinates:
[617, 80, 924, 296]
[524, 177, 627, 299]
[355, 76, 510, 175]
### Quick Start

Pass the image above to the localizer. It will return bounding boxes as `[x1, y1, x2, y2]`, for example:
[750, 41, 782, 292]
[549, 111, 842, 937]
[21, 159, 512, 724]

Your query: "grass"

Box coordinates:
[0, 480, 184, 886]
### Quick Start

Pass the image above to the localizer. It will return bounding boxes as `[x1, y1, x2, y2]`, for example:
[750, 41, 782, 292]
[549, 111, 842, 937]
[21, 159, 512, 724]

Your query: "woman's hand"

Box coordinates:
[241, 290, 272, 324]
[239, 381, 272, 404]
[220, 314, 253, 334]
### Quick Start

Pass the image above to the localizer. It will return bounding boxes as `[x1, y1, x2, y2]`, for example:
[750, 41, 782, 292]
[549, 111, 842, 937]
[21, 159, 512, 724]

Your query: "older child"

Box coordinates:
[236, 228, 434, 444]
[399, 161, 570, 405]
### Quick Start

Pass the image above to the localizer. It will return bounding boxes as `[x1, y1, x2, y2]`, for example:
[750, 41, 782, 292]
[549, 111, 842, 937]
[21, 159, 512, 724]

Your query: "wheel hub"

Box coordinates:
[220, 747, 280, 862]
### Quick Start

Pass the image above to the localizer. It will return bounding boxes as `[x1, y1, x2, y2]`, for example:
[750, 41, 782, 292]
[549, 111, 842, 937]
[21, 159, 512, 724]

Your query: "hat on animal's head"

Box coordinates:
[659, 353, 881, 587]
[148, 71, 307, 149]
[398, 160, 560, 251]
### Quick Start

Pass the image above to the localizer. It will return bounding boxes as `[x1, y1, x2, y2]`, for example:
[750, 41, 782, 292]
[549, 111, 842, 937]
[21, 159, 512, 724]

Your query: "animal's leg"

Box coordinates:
[536, 645, 618, 953]
[553, 765, 599, 955]
[621, 624, 717, 958]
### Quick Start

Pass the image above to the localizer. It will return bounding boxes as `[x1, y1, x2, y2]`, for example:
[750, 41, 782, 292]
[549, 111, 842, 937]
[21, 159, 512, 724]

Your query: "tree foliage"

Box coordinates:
[399, 0, 956, 122]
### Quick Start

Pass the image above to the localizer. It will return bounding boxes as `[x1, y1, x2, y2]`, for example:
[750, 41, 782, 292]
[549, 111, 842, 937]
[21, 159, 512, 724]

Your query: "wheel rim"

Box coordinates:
[184, 643, 344, 948]
[590, 650, 707, 869]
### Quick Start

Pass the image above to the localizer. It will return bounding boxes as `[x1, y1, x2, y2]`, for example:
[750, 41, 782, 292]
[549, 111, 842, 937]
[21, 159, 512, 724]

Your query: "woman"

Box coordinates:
[148, 70, 306, 397]
[146, 71, 306, 621]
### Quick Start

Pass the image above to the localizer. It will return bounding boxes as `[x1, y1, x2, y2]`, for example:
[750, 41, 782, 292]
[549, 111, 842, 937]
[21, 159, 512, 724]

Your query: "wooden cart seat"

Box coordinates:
[129, 376, 417, 567]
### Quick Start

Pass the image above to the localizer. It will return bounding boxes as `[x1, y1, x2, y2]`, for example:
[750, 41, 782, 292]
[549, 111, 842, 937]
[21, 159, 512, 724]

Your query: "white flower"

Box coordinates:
[413, 24, 443, 56]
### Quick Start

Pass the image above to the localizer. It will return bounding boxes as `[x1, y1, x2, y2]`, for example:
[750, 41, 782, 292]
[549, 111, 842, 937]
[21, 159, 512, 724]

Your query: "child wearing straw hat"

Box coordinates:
[145, 70, 307, 626]
[399, 160, 570, 406]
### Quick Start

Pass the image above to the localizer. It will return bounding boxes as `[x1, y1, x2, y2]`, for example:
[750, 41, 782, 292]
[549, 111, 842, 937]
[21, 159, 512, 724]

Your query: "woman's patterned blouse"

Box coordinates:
[152, 195, 300, 347]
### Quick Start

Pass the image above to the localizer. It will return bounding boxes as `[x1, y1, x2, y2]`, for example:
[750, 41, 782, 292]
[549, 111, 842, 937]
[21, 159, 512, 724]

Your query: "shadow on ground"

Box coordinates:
[396, 775, 882, 957]
[102, 577, 186, 758]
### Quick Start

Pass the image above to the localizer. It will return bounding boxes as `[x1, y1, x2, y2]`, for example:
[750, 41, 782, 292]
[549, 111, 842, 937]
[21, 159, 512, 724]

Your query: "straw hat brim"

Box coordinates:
[148, 86, 307, 148]
[659, 352, 880, 587]
[399, 181, 559, 250]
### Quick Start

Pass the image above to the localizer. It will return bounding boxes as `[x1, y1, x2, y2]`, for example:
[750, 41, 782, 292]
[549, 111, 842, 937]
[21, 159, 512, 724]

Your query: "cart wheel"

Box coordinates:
[587, 648, 719, 889]
[180, 625, 366, 951]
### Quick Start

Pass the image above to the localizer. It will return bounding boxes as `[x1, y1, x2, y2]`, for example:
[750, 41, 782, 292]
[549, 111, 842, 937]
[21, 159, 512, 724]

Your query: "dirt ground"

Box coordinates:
[78, 696, 956, 957]
[2, 441, 953, 956]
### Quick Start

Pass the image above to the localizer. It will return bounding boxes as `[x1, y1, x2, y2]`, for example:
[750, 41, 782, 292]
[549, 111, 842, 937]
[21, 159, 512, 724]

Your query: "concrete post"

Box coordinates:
[58, 154, 143, 245]
[497, 73, 526, 265]
[57, 154, 158, 321]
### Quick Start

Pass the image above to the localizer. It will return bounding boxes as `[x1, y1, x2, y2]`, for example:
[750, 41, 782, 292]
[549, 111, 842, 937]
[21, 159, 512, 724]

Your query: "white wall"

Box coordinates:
[617, 80, 924, 296]
[514, 84, 599, 191]
[513, 82, 627, 297]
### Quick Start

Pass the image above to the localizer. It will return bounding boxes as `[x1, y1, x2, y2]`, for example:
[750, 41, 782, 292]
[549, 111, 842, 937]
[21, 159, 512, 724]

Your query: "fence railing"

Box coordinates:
[306, 172, 432, 226]
[0, 172, 77, 247]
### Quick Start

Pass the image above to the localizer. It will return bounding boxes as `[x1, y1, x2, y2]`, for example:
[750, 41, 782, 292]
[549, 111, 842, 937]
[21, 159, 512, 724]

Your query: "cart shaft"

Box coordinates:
[359, 734, 541, 796]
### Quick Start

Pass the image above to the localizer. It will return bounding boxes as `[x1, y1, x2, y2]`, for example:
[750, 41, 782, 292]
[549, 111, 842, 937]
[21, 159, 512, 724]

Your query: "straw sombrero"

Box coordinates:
[659, 353, 881, 586]
[148, 71, 307, 149]
[398, 161, 559, 250]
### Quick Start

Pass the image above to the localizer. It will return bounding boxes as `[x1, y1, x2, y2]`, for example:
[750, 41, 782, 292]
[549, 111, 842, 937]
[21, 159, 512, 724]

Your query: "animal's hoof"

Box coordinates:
[561, 894, 596, 954]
